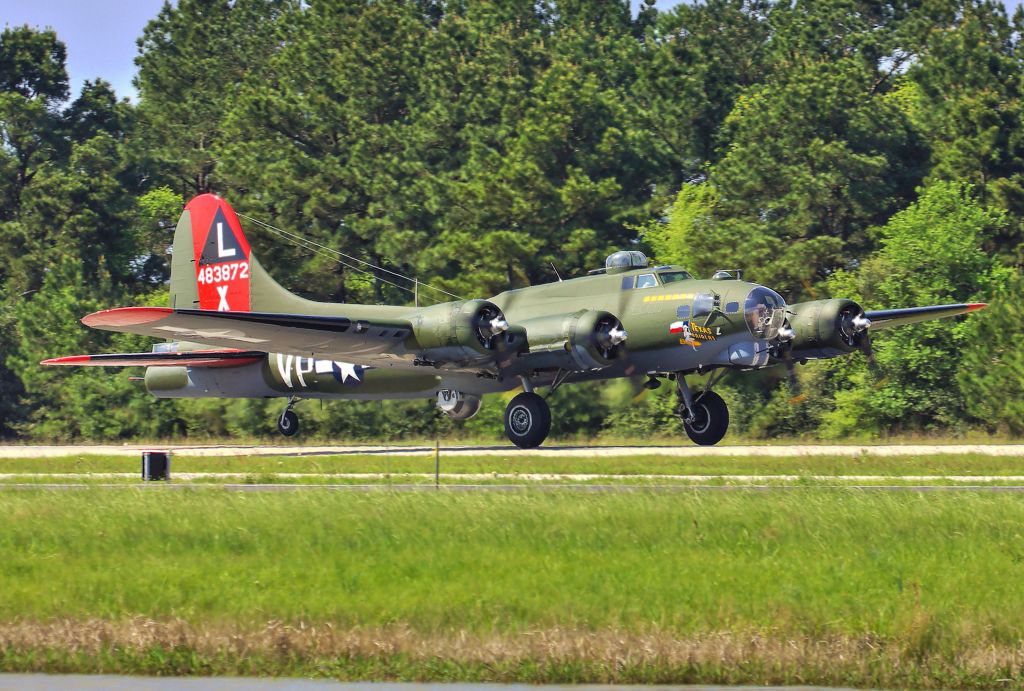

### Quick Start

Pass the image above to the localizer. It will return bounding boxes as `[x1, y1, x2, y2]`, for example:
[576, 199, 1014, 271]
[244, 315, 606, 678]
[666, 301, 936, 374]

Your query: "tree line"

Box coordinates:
[0, 0, 1021, 441]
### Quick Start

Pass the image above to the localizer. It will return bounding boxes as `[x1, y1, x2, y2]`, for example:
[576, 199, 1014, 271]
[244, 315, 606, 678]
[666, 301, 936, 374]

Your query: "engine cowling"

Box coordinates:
[412, 299, 510, 365]
[517, 310, 627, 371]
[785, 298, 867, 358]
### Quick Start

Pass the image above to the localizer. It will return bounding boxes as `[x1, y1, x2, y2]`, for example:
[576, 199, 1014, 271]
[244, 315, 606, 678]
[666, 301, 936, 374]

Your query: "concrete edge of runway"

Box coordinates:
[2, 443, 1024, 459]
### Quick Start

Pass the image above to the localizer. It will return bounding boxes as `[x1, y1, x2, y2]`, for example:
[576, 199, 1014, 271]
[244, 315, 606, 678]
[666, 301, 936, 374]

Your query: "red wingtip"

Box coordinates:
[965, 303, 988, 312]
[81, 307, 173, 328]
[41, 355, 91, 366]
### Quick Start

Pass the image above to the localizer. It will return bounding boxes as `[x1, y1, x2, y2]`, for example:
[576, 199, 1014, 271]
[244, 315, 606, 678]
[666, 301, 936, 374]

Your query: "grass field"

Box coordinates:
[3, 488, 1024, 687]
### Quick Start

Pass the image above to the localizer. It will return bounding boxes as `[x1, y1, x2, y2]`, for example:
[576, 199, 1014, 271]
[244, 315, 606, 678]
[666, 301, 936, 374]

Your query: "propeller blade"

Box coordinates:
[784, 358, 807, 403]
[861, 333, 880, 376]
[785, 360, 799, 393]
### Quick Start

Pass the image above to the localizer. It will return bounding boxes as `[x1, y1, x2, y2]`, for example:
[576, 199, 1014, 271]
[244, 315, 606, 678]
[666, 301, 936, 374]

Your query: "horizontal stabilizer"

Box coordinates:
[864, 303, 986, 330]
[41, 349, 265, 368]
[80, 306, 415, 364]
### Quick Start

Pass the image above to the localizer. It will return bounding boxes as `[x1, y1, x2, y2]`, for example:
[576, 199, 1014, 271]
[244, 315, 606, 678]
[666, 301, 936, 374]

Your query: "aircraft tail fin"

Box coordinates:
[169, 194, 253, 311]
[169, 194, 325, 314]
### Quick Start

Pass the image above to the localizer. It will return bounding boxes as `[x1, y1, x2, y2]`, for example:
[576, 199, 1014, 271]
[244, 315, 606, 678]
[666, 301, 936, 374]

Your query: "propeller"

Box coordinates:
[767, 315, 805, 400]
[838, 304, 870, 345]
[838, 306, 884, 378]
[776, 351, 808, 402]
[475, 305, 509, 347]
[594, 315, 628, 360]
[784, 359, 799, 391]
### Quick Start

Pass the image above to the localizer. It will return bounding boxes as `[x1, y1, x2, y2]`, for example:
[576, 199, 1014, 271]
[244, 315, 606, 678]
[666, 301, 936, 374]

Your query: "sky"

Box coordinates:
[0, 0, 169, 101]
[0, 0, 1022, 103]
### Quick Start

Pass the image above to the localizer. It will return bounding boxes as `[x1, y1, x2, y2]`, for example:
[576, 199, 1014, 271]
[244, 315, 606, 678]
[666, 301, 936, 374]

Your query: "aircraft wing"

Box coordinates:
[864, 303, 986, 330]
[42, 349, 264, 368]
[79, 307, 416, 366]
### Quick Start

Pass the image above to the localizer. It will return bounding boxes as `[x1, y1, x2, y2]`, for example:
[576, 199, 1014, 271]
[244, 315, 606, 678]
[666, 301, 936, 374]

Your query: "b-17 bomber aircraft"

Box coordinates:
[44, 194, 987, 447]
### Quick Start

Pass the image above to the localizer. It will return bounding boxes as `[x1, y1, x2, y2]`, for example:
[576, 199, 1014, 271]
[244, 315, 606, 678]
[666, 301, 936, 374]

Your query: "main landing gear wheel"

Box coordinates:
[679, 390, 729, 446]
[504, 392, 551, 449]
[278, 409, 299, 437]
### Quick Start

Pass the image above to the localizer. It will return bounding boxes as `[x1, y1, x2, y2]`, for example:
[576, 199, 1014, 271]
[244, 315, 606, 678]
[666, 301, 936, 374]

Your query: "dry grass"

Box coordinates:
[2, 619, 1024, 687]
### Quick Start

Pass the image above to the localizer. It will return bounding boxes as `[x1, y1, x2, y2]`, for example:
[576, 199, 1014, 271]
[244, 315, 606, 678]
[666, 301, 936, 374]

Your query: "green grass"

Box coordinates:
[1, 488, 1024, 685]
[3, 488, 1022, 633]
[4, 488, 1024, 685]
[3, 451, 1024, 476]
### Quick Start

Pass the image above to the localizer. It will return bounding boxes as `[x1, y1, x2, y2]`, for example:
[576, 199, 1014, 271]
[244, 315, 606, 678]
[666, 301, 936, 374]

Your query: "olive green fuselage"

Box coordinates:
[148, 267, 771, 401]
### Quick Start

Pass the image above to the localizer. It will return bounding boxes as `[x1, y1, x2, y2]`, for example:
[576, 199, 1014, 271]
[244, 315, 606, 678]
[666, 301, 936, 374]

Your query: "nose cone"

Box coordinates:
[743, 285, 788, 340]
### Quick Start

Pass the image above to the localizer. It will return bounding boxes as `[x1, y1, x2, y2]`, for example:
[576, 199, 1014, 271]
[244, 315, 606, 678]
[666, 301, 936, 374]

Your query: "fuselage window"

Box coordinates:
[693, 293, 715, 317]
[635, 273, 657, 289]
[658, 271, 691, 284]
[621, 276, 635, 290]
[676, 305, 691, 319]
[725, 301, 740, 314]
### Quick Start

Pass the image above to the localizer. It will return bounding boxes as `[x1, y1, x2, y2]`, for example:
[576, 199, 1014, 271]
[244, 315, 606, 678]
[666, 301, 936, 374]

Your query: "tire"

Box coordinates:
[679, 390, 729, 446]
[504, 392, 552, 449]
[278, 409, 299, 437]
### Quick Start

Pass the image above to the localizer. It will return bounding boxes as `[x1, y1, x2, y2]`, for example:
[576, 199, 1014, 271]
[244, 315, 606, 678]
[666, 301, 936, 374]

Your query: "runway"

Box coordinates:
[1, 443, 1023, 458]
[5, 443, 1021, 491]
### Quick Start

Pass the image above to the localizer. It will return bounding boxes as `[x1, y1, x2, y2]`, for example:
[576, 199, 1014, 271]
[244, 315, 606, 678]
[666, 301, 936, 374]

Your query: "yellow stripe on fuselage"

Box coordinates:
[642, 293, 693, 303]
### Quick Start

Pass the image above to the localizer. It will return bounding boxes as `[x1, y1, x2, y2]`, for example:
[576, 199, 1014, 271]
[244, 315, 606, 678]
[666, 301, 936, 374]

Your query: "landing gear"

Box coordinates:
[676, 375, 729, 446]
[504, 392, 551, 449]
[277, 397, 300, 437]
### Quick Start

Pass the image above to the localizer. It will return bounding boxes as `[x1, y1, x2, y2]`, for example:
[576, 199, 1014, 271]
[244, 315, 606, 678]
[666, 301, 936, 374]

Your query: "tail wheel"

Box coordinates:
[504, 392, 551, 449]
[278, 409, 299, 437]
[679, 390, 729, 446]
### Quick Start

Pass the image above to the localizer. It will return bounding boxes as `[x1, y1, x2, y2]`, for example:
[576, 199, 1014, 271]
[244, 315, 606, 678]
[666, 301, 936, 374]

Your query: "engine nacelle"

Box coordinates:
[786, 298, 866, 358]
[517, 309, 627, 371]
[412, 299, 512, 365]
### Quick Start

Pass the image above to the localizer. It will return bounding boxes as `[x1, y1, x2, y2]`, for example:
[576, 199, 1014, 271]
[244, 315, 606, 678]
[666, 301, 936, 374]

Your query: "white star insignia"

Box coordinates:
[337, 361, 361, 383]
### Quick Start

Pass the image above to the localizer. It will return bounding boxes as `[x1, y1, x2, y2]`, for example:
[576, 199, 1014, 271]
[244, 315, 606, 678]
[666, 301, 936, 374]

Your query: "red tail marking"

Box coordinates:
[965, 303, 988, 312]
[186, 194, 252, 312]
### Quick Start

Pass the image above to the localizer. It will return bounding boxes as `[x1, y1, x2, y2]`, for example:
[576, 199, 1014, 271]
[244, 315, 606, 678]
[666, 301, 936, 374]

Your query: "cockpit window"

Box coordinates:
[635, 273, 657, 289]
[657, 270, 692, 284]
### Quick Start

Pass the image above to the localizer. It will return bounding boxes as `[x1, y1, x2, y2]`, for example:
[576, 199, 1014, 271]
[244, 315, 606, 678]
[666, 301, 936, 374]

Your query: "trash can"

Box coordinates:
[142, 450, 171, 481]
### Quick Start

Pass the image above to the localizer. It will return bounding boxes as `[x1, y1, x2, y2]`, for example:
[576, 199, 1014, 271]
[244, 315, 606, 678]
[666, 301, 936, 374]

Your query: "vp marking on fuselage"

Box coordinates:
[275, 354, 365, 389]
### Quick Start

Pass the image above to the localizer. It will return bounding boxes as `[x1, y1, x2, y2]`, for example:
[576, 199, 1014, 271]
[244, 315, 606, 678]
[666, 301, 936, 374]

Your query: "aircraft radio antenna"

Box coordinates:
[236, 212, 464, 305]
